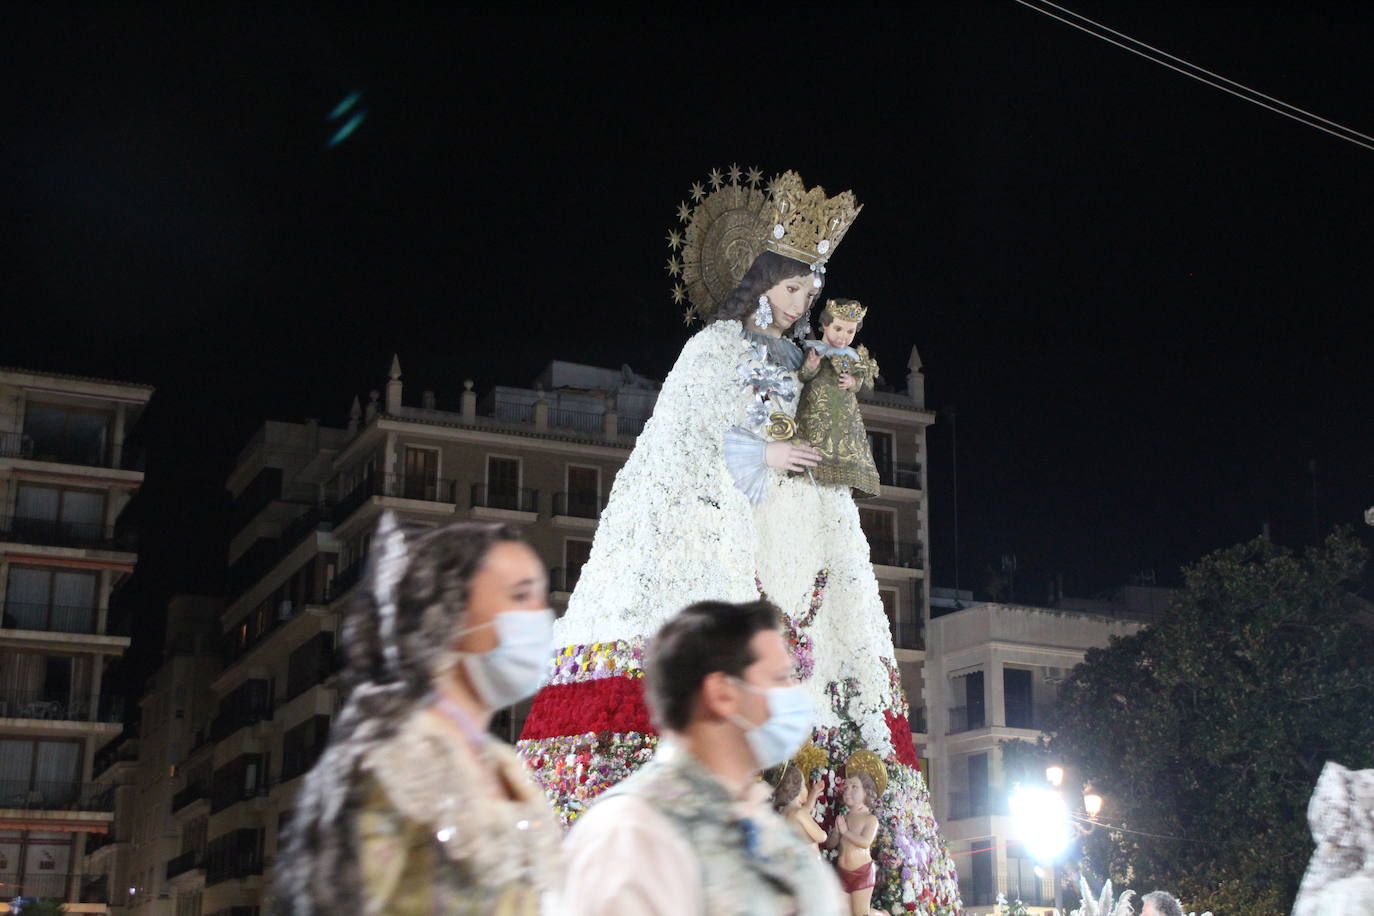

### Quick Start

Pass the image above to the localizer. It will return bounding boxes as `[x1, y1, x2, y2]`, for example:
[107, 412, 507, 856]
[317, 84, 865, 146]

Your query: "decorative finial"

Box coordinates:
[389, 354, 401, 380]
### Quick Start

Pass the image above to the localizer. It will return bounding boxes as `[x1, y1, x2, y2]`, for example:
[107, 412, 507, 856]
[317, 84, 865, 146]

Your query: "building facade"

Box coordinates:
[0, 367, 151, 914]
[923, 592, 1166, 914]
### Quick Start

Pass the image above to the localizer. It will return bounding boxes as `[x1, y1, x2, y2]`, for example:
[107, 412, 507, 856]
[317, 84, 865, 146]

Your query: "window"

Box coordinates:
[4, 567, 97, 633]
[14, 485, 105, 538]
[968, 753, 989, 816]
[949, 670, 985, 732]
[22, 404, 111, 466]
[564, 465, 600, 518]
[486, 456, 521, 509]
[0, 739, 82, 805]
[867, 429, 895, 484]
[968, 839, 995, 906]
[401, 447, 440, 500]
[565, 539, 593, 590]
[1004, 667, 1034, 728]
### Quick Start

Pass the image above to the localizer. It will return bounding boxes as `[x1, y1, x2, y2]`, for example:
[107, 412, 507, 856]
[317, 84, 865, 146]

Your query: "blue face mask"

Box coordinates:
[455, 609, 555, 710]
[729, 678, 814, 769]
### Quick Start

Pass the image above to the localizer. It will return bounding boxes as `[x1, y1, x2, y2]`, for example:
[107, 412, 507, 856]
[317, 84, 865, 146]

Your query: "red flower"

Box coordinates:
[521, 675, 656, 740]
[884, 709, 921, 769]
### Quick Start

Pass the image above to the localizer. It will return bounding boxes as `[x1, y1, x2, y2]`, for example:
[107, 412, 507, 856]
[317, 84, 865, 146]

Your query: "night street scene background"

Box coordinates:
[2, 4, 1373, 912]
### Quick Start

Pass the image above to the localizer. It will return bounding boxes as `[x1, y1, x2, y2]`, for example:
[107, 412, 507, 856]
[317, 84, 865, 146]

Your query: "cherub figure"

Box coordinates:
[827, 750, 887, 916]
[771, 763, 827, 854]
[796, 299, 881, 498]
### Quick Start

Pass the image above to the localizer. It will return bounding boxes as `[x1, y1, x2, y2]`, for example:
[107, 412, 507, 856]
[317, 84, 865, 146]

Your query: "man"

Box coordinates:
[561, 599, 845, 915]
[1141, 890, 1185, 916]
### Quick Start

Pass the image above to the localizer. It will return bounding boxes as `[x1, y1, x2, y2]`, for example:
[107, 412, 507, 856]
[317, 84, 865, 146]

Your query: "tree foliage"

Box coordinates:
[1042, 531, 1373, 915]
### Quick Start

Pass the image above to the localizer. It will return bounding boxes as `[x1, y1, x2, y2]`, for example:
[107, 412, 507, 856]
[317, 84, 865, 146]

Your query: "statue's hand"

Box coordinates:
[804, 350, 822, 370]
[837, 372, 857, 391]
[765, 441, 821, 472]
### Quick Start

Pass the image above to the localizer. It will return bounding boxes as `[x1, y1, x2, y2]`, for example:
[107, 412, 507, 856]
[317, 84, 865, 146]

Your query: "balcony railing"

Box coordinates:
[957, 882, 1000, 908]
[946, 705, 987, 734]
[0, 690, 124, 724]
[0, 515, 136, 552]
[549, 566, 583, 594]
[172, 780, 209, 813]
[329, 557, 366, 599]
[870, 540, 923, 569]
[552, 491, 602, 519]
[3, 427, 142, 471]
[209, 681, 273, 743]
[492, 400, 534, 424]
[0, 780, 114, 811]
[889, 613, 924, 651]
[166, 849, 205, 880]
[0, 872, 103, 902]
[548, 406, 603, 433]
[470, 484, 538, 514]
[1, 602, 100, 634]
[876, 461, 922, 490]
[80, 872, 109, 903]
[617, 415, 647, 437]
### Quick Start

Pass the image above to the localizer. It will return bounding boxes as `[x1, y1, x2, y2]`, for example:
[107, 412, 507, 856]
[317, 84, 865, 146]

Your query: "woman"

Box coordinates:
[518, 170, 960, 913]
[274, 516, 564, 915]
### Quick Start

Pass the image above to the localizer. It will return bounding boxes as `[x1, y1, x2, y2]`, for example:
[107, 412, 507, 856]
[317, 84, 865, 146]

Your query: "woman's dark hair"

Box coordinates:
[644, 599, 780, 731]
[819, 297, 864, 331]
[273, 519, 524, 915]
[770, 763, 805, 812]
[712, 250, 820, 325]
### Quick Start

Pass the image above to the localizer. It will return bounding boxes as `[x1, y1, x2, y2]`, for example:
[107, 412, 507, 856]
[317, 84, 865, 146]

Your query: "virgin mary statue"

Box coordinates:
[518, 168, 962, 914]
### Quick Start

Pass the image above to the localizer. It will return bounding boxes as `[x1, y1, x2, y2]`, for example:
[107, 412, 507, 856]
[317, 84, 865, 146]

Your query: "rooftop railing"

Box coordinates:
[552, 491, 602, 519]
[870, 539, 924, 569]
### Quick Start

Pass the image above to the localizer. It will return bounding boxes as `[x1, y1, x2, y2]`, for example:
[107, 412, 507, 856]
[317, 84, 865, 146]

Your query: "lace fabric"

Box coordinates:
[1292, 761, 1374, 916]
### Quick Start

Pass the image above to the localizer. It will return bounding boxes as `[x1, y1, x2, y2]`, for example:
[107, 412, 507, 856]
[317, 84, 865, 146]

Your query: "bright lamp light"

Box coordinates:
[1083, 791, 1104, 817]
[1045, 765, 1065, 788]
[1009, 786, 1073, 863]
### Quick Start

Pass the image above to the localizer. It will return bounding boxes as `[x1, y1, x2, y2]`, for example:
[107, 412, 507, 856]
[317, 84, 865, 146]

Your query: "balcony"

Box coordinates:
[876, 461, 922, 490]
[205, 828, 263, 886]
[548, 405, 602, 434]
[889, 613, 924, 651]
[166, 849, 205, 880]
[172, 780, 209, 813]
[958, 882, 999, 908]
[549, 566, 582, 594]
[0, 515, 136, 552]
[3, 425, 142, 471]
[333, 474, 457, 527]
[1, 601, 101, 635]
[0, 780, 114, 811]
[946, 705, 987, 734]
[552, 491, 602, 520]
[0, 871, 104, 902]
[870, 540, 924, 570]
[329, 557, 366, 599]
[470, 484, 538, 514]
[80, 872, 109, 903]
[209, 680, 273, 743]
[617, 415, 647, 437]
[0, 690, 124, 724]
[286, 632, 338, 702]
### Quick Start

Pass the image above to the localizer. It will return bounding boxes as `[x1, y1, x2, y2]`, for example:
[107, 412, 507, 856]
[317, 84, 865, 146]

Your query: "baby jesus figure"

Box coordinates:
[795, 298, 881, 498]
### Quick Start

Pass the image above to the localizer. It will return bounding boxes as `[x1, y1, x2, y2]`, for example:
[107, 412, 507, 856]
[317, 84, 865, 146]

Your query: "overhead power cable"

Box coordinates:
[1011, 0, 1374, 153]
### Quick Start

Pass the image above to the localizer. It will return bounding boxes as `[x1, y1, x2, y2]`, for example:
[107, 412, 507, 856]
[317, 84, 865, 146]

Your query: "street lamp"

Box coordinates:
[1006, 766, 1107, 912]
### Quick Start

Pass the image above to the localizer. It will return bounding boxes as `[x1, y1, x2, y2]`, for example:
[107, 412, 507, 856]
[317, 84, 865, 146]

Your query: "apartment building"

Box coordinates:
[924, 589, 1167, 913]
[0, 367, 151, 913]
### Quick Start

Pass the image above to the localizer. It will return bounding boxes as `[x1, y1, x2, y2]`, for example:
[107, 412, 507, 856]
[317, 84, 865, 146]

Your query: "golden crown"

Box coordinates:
[762, 171, 862, 270]
[825, 299, 867, 323]
[845, 748, 889, 796]
[667, 166, 862, 325]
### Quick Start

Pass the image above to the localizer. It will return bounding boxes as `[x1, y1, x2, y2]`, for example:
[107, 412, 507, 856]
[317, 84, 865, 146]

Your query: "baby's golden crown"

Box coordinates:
[825, 299, 868, 323]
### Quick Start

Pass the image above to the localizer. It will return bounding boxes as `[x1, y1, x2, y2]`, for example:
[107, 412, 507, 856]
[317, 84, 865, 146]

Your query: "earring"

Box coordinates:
[754, 294, 773, 329]
[792, 309, 812, 340]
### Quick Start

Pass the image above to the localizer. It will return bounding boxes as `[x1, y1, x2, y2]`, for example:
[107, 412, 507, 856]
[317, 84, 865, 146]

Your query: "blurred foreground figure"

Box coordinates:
[561, 599, 845, 916]
[1291, 761, 1374, 916]
[273, 515, 563, 915]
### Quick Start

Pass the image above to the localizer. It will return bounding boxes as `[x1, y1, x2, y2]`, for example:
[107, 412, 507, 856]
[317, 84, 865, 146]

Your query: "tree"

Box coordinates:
[1041, 531, 1373, 915]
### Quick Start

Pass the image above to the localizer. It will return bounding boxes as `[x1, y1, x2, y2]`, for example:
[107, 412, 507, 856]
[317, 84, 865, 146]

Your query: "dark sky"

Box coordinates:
[3, 4, 1372, 649]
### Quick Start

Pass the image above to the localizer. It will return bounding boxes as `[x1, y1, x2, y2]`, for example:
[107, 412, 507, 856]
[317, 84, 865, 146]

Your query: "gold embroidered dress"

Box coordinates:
[354, 707, 563, 915]
[795, 344, 881, 498]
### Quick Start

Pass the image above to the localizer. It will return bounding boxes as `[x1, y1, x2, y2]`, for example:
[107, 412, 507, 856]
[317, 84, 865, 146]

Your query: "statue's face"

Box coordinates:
[762, 274, 820, 331]
[795, 780, 809, 806]
[842, 777, 866, 807]
[821, 317, 858, 349]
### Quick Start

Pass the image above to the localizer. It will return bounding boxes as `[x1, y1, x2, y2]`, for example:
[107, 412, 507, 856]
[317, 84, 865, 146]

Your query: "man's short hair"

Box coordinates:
[1142, 891, 1184, 916]
[644, 599, 780, 731]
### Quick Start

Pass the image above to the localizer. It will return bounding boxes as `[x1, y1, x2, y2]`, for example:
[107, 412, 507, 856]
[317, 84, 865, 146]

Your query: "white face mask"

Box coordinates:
[728, 678, 814, 770]
[452, 609, 555, 710]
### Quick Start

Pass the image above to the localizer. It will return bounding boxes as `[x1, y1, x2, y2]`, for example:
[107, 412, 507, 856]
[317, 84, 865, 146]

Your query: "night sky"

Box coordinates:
[3, 4, 1372, 667]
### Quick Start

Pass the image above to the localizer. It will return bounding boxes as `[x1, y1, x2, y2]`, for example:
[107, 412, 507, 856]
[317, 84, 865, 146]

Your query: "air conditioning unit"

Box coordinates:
[1042, 667, 1066, 684]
